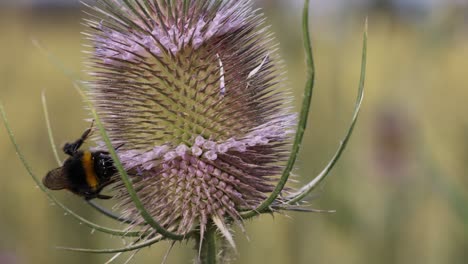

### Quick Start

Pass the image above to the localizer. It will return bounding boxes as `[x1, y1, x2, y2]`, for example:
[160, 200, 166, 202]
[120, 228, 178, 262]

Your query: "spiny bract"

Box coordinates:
[85, 0, 296, 244]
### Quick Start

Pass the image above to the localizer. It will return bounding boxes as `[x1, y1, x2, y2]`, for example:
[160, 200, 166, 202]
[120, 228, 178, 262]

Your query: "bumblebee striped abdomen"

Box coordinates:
[43, 150, 116, 199]
[62, 151, 96, 195]
[82, 151, 99, 190]
[43, 122, 117, 200]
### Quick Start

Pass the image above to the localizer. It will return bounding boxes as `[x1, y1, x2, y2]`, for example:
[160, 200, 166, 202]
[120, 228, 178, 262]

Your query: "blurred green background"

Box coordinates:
[1, 0, 468, 263]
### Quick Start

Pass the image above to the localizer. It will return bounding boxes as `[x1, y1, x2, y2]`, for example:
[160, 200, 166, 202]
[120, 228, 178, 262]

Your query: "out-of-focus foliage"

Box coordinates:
[1, 1, 468, 263]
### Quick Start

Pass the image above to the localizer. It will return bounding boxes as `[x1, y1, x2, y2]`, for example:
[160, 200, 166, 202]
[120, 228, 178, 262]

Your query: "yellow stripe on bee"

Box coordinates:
[82, 151, 98, 190]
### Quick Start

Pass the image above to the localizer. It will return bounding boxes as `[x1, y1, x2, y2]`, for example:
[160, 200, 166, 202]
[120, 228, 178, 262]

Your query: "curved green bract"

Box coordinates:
[287, 19, 367, 204]
[57, 235, 163, 254]
[32, 39, 82, 82]
[0, 103, 143, 237]
[41, 92, 62, 166]
[75, 86, 187, 241]
[241, 0, 315, 219]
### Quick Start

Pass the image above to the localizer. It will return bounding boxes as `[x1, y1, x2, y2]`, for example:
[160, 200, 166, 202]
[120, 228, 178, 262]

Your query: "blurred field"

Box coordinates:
[1, 2, 468, 264]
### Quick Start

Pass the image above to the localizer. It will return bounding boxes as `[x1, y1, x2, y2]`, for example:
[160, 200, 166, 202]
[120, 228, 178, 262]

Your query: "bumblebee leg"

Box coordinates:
[84, 193, 112, 200]
[63, 120, 94, 156]
[96, 194, 113, 200]
[91, 181, 114, 200]
[115, 143, 125, 150]
[98, 143, 125, 156]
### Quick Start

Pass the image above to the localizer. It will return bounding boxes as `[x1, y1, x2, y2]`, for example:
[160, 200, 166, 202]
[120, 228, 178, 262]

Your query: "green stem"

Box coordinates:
[200, 222, 217, 264]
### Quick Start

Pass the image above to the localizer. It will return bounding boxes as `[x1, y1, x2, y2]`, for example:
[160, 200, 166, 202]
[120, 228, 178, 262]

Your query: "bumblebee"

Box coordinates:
[43, 122, 117, 200]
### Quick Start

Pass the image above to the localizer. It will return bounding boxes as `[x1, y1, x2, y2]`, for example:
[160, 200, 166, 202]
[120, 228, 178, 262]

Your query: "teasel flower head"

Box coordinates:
[0, 0, 366, 262]
[85, 0, 297, 247]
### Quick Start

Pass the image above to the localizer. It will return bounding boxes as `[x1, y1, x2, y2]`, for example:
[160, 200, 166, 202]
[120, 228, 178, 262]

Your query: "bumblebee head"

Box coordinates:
[43, 167, 69, 190]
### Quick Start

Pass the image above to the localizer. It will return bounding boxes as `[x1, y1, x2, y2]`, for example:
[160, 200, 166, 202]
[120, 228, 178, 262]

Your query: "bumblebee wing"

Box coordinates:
[43, 167, 69, 190]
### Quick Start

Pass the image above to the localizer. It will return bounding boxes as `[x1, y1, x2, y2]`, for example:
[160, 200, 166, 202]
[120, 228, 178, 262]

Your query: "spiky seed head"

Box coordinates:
[85, 0, 296, 243]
